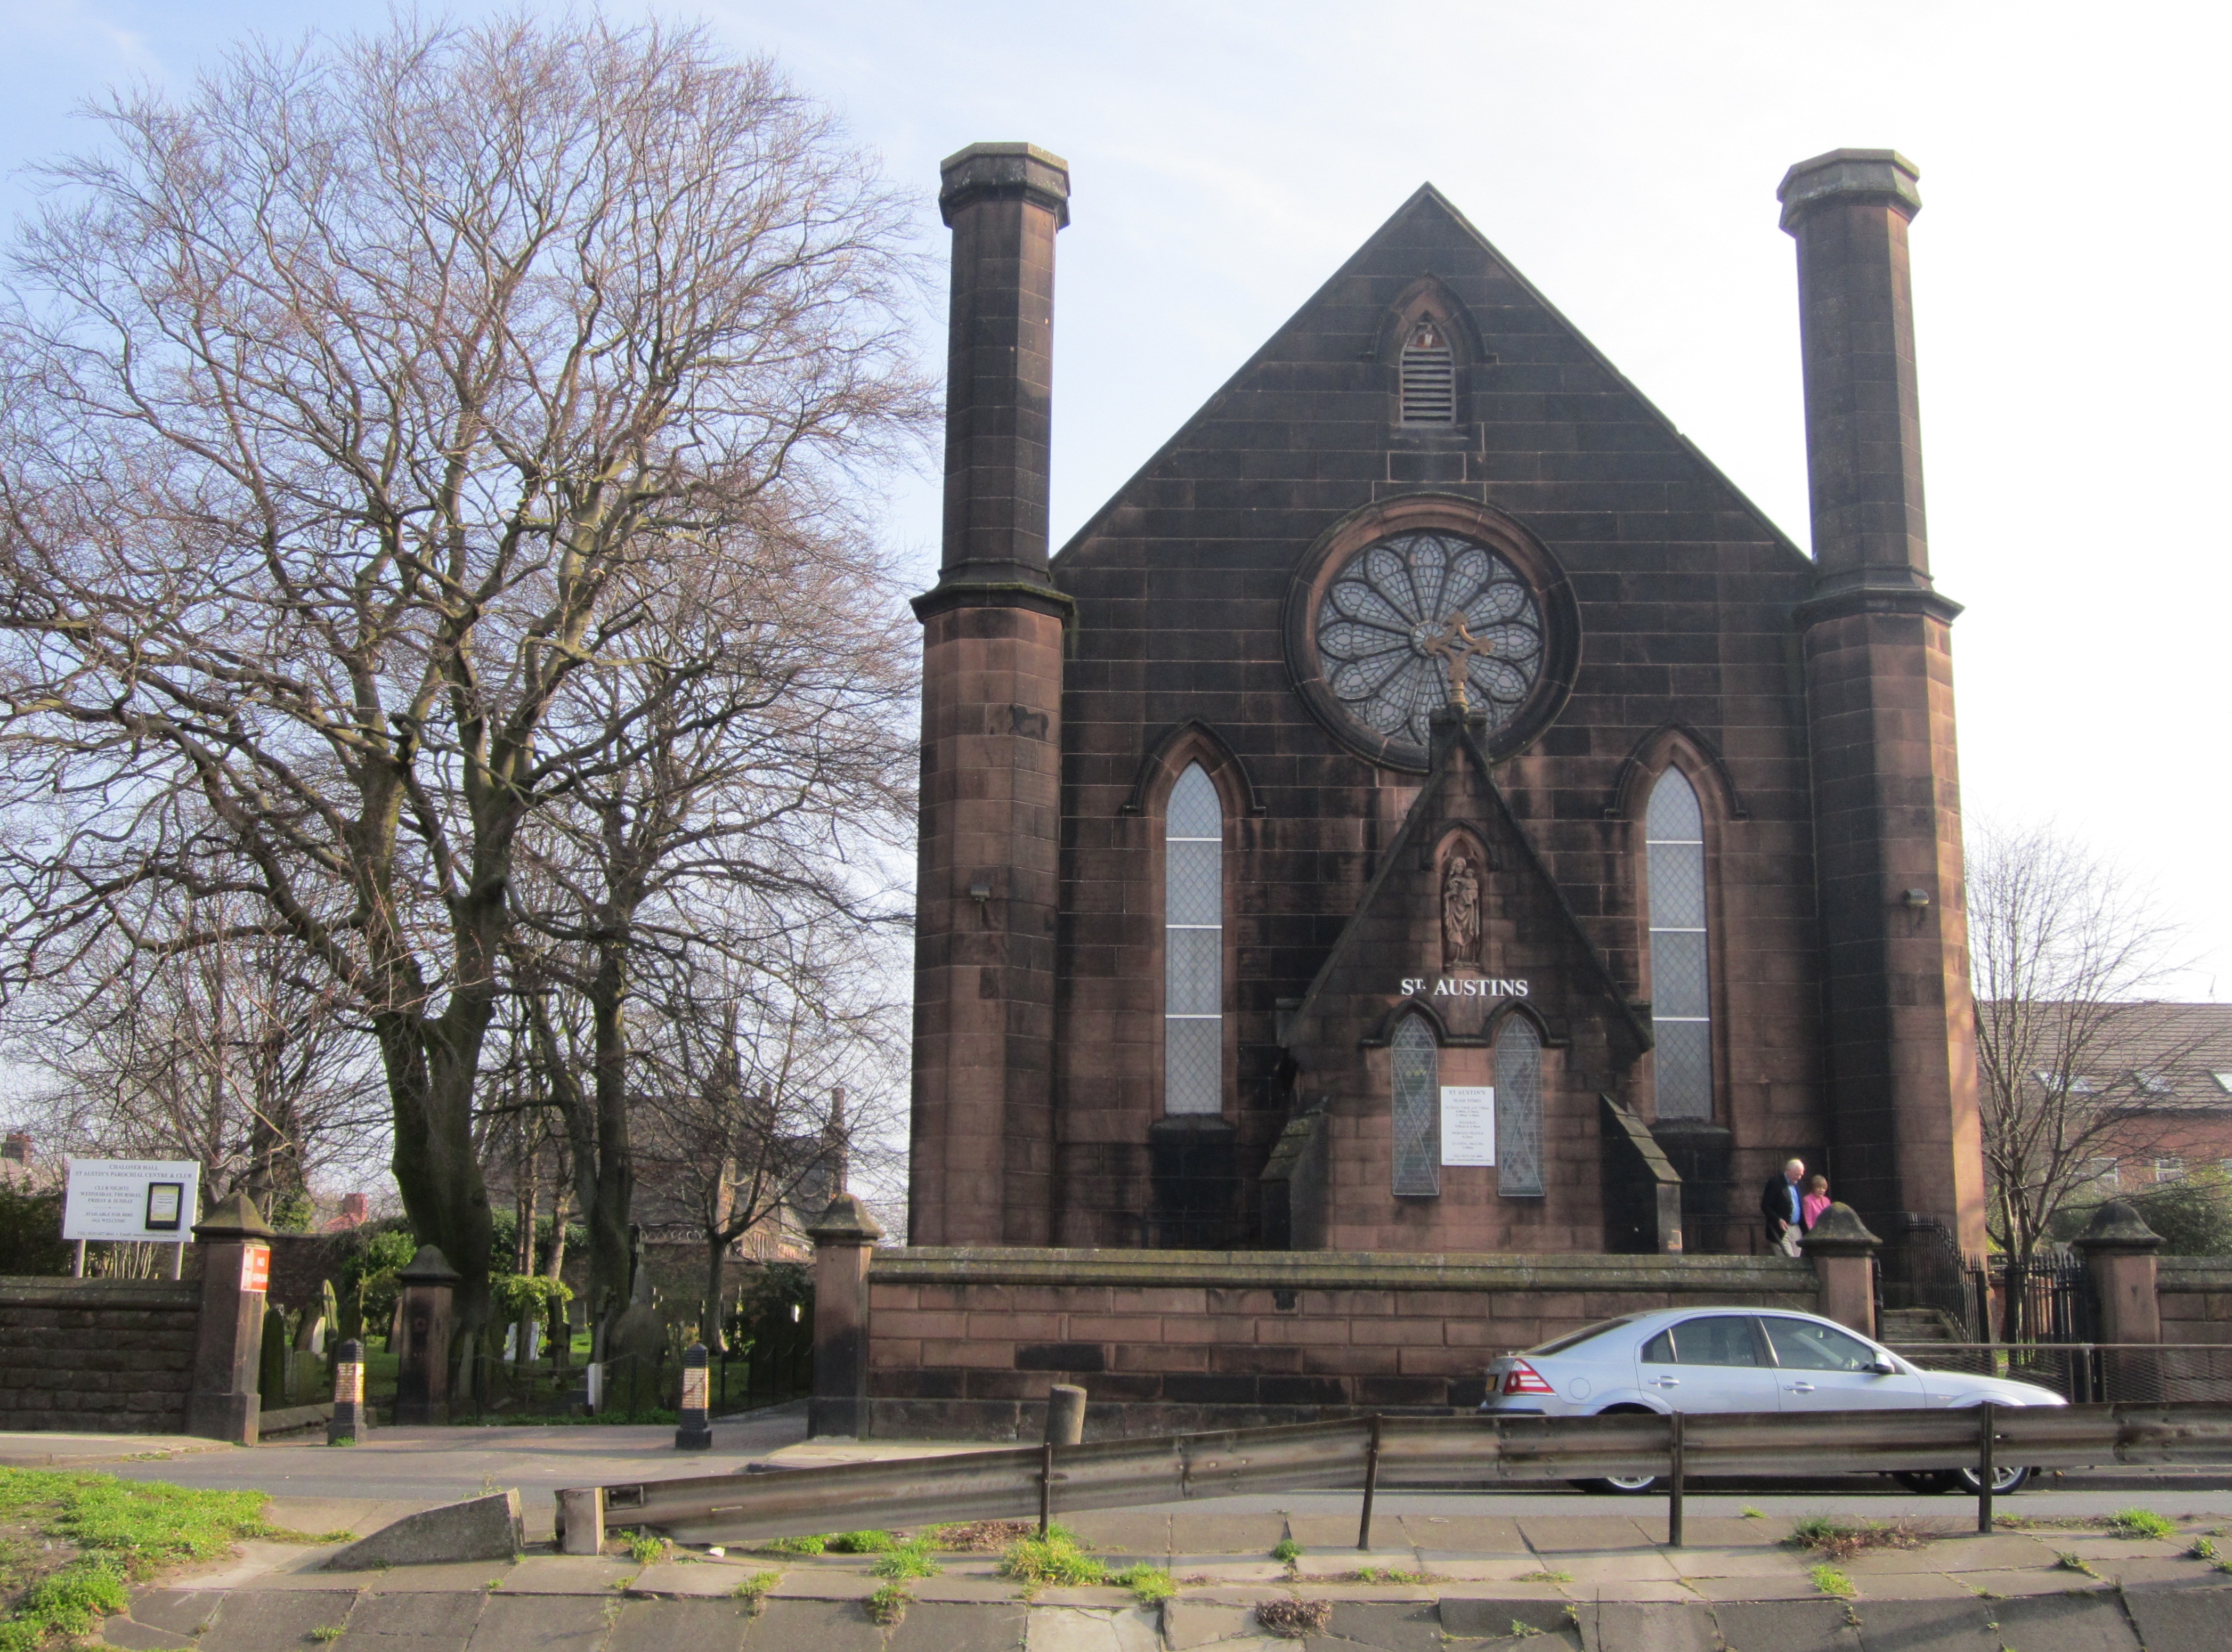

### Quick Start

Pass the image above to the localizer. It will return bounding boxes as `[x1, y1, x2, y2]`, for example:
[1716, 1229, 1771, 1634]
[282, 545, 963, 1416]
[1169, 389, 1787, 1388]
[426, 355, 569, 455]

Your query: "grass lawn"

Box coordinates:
[0, 1467, 277, 1649]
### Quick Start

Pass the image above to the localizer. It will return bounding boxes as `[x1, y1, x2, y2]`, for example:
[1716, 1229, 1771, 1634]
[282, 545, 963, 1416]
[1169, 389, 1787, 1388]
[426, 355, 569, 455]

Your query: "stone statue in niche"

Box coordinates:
[1442, 851, 1482, 968]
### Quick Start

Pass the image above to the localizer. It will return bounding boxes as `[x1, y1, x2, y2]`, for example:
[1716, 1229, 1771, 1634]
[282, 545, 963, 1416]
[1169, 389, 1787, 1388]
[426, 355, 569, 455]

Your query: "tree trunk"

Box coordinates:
[704, 1238, 729, 1356]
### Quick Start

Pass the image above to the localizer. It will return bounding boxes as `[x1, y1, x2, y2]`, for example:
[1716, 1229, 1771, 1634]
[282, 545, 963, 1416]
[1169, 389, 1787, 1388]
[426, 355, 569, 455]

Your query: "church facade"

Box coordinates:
[907, 143, 1987, 1272]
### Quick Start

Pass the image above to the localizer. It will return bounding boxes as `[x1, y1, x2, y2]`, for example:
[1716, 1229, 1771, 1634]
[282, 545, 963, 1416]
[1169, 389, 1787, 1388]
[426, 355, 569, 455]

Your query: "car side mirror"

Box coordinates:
[1867, 1358, 1897, 1376]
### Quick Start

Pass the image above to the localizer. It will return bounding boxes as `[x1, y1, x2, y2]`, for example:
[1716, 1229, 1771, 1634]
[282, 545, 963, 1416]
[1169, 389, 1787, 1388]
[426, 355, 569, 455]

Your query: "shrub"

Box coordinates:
[0, 1186, 67, 1276]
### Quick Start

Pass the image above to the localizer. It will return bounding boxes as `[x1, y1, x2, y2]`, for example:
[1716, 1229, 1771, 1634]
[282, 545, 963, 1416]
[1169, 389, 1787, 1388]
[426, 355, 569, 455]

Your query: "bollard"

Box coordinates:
[1044, 1383, 1086, 1446]
[556, 1487, 606, 1556]
[676, 1342, 712, 1451]
[328, 1339, 368, 1445]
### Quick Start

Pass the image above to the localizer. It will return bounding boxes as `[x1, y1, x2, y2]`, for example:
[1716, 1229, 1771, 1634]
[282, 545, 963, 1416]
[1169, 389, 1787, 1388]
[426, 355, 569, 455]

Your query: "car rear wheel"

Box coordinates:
[1569, 1405, 1663, 1493]
[1953, 1463, 2030, 1495]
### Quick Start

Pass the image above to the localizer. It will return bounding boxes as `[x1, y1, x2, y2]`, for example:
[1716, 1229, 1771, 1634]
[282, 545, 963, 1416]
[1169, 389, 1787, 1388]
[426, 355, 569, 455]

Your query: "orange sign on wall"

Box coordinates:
[240, 1244, 271, 1295]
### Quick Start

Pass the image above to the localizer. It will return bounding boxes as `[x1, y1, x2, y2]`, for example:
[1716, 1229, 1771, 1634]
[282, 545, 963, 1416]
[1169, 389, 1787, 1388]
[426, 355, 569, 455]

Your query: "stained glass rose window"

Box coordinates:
[1313, 531, 1545, 749]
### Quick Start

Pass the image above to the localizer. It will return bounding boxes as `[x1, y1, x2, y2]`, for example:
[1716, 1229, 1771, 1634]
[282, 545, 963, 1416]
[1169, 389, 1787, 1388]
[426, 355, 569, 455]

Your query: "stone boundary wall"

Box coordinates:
[862, 1246, 1815, 1438]
[0, 1276, 200, 1432]
[2158, 1258, 2232, 1346]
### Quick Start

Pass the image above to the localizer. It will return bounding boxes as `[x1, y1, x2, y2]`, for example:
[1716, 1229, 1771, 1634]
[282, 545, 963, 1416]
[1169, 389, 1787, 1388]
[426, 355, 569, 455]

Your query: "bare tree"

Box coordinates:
[6, 894, 387, 1217]
[0, 15, 929, 1341]
[631, 933, 905, 1351]
[1969, 821, 2196, 1336]
[504, 495, 914, 1339]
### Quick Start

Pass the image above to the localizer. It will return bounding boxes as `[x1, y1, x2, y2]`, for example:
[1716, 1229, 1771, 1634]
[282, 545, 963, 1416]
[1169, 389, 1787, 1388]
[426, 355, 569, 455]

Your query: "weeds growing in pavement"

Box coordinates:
[765, 1533, 828, 1555]
[729, 1572, 777, 1612]
[1787, 1515, 1931, 1563]
[1808, 1563, 1856, 1600]
[927, 1520, 1035, 1552]
[1271, 1537, 1302, 1564]
[1114, 1565, 1175, 1605]
[997, 1527, 1103, 1589]
[824, 1531, 896, 1554]
[2054, 1552, 2100, 1577]
[1347, 1565, 1428, 1584]
[1255, 1599, 1331, 1639]
[865, 1581, 910, 1626]
[870, 1541, 941, 1581]
[310, 1628, 345, 1643]
[2186, 1537, 2218, 1561]
[1516, 1569, 1573, 1583]
[624, 1530, 668, 1566]
[2106, 1508, 2175, 1541]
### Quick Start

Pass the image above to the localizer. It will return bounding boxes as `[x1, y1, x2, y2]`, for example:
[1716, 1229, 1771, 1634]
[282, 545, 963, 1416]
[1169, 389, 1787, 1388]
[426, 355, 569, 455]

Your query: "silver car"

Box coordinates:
[1480, 1308, 2065, 1495]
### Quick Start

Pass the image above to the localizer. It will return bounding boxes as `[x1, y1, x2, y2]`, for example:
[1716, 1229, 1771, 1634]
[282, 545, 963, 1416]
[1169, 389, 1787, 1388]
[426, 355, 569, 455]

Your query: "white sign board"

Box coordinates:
[1440, 1087, 1497, 1167]
[63, 1159, 201, 1242]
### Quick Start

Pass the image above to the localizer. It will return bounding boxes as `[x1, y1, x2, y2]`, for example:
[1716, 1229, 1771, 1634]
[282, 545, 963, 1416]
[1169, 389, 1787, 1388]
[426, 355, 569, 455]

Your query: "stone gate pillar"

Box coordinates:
[392, 1245, 460, 1426]
[1800, 1202, 1882, 1339]
[186, 1191, 274, 1444]
[808, 1193, 883, 1438]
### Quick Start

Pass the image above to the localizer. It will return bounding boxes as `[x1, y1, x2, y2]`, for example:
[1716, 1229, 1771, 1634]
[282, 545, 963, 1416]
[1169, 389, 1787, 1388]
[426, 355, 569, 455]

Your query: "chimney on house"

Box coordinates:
[907, 144, 1072, 1248]
[1781, 150, 1987, 1260]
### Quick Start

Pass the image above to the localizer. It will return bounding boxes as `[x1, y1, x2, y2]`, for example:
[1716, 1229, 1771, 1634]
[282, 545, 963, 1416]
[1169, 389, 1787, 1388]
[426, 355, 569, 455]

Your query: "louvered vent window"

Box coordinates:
[1399, 316, 1456, 425]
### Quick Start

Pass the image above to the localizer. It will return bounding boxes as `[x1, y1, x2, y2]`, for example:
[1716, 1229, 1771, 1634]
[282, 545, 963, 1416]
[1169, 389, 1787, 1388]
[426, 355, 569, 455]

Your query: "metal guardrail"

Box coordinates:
[574, 1401, 2232, 1552]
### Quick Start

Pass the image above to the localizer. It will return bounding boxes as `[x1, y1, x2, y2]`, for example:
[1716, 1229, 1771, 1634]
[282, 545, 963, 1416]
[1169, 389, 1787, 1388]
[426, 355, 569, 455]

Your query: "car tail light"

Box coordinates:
[1502, 1360, 1556, 1396]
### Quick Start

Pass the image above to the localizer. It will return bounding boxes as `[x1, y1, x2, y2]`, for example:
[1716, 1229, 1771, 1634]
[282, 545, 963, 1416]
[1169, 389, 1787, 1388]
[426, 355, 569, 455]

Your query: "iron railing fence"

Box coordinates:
[1989, 1250, 2096, 1344]
[566, 1401, 2232, 1553]
[1889, 1341, 2232, 1405]
[1880, 1217, 1986, 1340]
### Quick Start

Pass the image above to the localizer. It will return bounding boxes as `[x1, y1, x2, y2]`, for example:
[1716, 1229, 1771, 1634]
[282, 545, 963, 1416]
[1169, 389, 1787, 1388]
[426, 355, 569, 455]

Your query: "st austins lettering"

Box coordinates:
[1399, 976, 1530, 998]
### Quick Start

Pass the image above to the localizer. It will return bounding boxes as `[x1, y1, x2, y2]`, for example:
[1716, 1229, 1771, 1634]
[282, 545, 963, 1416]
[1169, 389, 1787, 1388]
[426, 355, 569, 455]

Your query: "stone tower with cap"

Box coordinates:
[1781, 150, 1987, 1262]
[907, 143, 1072, 1246]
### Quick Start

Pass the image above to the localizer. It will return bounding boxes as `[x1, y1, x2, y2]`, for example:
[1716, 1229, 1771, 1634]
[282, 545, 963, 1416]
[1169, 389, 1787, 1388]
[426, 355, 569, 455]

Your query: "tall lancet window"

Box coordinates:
[1399, 316, 1456, 426]
[1164, 764, 1224, 1116]
[1496, 1017, 1545, 1196]
[1391, 1016, 1441, 1195]
[1646, 769, 1713, 1120]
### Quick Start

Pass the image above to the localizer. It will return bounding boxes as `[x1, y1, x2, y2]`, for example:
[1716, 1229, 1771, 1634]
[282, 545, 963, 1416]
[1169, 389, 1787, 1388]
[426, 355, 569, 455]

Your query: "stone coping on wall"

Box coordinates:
[866, 1246, 1812, 1292]
[0, 1276, 199, 1308]
[2158, 1257, 2232, 1290]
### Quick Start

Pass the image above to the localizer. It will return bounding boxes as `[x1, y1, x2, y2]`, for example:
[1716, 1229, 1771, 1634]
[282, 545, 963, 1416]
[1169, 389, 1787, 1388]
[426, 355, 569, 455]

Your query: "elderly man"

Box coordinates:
[1759, 1158, 1809, 1256]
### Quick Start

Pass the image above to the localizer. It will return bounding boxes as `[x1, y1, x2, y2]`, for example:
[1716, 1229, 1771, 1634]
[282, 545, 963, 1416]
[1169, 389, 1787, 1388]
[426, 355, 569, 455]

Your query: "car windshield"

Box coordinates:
[1525, 1315, 1646, 1357]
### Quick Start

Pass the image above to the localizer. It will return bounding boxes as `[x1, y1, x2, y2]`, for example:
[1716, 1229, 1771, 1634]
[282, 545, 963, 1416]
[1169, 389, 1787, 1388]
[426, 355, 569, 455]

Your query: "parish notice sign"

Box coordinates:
[63, 1159, 201, 1243]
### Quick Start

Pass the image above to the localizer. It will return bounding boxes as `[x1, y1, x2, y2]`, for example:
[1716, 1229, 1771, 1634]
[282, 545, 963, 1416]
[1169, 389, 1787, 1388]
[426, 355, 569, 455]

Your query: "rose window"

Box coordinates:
[1313, 531, 1545, 749]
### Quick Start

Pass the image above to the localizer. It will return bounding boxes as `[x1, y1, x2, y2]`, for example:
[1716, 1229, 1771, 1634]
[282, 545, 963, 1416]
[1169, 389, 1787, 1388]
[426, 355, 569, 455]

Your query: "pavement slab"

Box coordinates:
[464, 1591, 614, 1651]
[768, 1567, 882, 1600]
[491, 1555, 634, 1593]
[1846, 1596, 2004, 1652]
[628, 1558, 762, 1598]
[750, 1597, 888, 1651]
[1395, 1513, 1528, 1553]
[1665, 1547, 1813, 1578]
[1440, 1592, 1577, 1636]
[1571, 1599, 1717, 1652]
[913, 1576, 1029, 1603]
[1985, 1591, 2144, 1652]
[1517, 1517, 1658, 1553]
[116, 1589, 227, 1636]
[201, 1588, 362, 1650]
[887, 1599, 1030, 1651]
[1314, 1599, 1445, 1651]
[1020, 1605, 1157, 1651]
[337, 1589, 488, 1648]
[601, 1596, 756, 1652]
[1162, 1600, 1261, 1649]
[1684, 1574, 1833, 1602]
[1065, 1512, 1172, 1555]
[1714, 1598, 1866, 1652]
[2117, 1584, 2232, 1652]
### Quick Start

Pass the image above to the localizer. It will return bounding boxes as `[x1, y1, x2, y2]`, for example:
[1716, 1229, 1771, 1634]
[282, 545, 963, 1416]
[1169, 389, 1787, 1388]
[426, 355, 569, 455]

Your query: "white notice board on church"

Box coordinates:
[62, 1159, 201, 1242]
[1440, 1087, 1496, 1166]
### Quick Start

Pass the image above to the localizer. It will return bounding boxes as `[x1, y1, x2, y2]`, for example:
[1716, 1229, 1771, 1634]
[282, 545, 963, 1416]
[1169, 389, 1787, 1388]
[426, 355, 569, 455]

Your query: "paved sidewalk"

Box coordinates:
[91, 1497, 2232, 1649]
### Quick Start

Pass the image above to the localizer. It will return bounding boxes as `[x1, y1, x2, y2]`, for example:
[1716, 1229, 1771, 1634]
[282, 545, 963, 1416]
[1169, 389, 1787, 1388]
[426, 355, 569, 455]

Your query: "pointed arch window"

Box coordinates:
[1496, 1017, 1545, 1196]
[1164, 764, 1223, 1116]
[1399, 316, 1456, 426]
[1646, 769, 1712, 1121]
[1391, 1015, 1440, 1194]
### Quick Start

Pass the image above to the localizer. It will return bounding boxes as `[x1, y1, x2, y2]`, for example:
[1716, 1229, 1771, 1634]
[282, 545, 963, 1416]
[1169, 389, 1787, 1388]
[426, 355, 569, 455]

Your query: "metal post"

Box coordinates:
[169, 1241, 184, 1281]
[72, 1239, 86, 1278]
[328, 1338, 367, 1446]
[1975, 1401, 1996, 1534]
[676, 1342, 712, 1451]
[1357, 1416, 1383, 1552]
[1039, 1439, 1053, 1537]
[1666, 1411, 1686, 1549]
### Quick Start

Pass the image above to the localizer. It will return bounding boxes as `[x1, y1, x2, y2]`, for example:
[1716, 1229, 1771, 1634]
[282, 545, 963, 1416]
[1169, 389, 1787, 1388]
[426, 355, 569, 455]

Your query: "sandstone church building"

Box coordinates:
[907, 143, 1987, 1279]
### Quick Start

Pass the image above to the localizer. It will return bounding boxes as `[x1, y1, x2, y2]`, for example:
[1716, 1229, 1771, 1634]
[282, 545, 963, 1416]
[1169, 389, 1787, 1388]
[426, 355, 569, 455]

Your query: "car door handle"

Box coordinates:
[1785, 1382, 1816, 1393]
[1651, 1376, 1679, 1387]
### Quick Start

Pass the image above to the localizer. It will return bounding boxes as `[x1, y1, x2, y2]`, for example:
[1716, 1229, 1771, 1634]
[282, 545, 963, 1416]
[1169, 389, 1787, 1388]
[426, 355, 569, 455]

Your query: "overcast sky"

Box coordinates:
[4, 0, 2226, 995]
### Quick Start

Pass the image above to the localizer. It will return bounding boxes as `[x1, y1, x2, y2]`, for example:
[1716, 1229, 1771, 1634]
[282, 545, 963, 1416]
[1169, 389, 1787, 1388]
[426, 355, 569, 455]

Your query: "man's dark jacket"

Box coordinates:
[1759, 1174, 1805, 1234]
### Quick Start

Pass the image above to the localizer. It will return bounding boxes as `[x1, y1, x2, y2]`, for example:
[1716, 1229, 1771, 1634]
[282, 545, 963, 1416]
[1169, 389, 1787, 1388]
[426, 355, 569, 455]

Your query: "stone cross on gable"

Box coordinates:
[1420, 613, 1491, 710]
